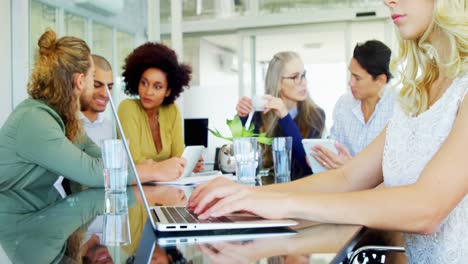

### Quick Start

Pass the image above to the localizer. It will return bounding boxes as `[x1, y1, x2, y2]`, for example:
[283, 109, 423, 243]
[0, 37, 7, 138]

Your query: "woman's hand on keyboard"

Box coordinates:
[188, 177, 290, 220]
[188, 176, 242, 212]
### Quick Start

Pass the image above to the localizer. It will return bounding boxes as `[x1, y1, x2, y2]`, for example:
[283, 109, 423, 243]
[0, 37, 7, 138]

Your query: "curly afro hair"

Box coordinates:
[122, 42, 192, 105]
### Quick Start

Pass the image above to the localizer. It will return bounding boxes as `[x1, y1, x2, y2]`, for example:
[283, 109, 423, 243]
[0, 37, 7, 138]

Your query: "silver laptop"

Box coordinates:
[152, 206, 296, 231]
[106, 88, 297, 232]
[157, 227, 296, 246]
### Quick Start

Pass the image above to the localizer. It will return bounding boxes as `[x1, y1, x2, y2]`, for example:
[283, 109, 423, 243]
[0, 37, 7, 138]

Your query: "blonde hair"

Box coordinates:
[28, 30, 91, 142]
[262, 51, 324, 138]
[393, 0, 468, 116]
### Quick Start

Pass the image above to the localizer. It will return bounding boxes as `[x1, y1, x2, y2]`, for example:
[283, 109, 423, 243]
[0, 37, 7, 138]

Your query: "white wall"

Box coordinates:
[0, 0, 12, 127]
[183, 38, 239, 162]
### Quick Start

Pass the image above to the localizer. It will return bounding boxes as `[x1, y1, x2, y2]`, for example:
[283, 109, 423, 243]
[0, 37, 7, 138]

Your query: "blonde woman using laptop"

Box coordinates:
[190, 0, 468, 262]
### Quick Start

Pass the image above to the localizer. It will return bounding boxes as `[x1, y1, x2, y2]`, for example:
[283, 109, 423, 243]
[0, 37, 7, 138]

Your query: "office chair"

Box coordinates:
[348, 245, 405, 264]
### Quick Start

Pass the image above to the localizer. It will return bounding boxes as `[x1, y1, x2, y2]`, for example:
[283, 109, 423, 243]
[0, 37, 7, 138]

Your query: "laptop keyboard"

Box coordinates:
[159, 207, 232, 224]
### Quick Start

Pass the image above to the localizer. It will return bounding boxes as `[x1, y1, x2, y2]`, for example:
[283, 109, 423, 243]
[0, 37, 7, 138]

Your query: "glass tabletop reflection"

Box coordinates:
[133, 184, 364, 264]
[0, 183, 363, 264]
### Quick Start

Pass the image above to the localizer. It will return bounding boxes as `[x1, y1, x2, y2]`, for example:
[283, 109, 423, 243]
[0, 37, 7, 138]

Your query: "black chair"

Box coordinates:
[348, 245, 405, 264]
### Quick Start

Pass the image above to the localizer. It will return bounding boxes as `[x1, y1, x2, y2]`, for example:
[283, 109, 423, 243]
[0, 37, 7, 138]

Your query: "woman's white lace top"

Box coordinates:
[383, 74, 468, 264]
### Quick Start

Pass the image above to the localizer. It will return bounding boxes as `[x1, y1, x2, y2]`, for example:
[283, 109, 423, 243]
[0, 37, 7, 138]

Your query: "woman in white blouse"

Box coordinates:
[189, 0, 468, 262]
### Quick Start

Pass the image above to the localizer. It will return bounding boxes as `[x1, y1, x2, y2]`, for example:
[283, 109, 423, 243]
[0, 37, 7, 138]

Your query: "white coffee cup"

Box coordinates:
[251, 96, 267, 112]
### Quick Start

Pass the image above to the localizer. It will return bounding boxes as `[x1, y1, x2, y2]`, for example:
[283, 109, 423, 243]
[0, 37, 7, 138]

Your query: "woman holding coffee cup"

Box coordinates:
[236, 51, 325, 180]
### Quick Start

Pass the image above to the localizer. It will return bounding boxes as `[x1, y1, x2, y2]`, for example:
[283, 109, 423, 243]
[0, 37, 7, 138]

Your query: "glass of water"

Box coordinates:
[272, 137, 292, 184]
[233, 137, 258, 186]
[102, 192, 131, 246]
[101, 139, 128, 193]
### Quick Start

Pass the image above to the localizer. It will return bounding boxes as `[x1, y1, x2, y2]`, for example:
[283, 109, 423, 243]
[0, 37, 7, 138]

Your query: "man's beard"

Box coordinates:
[80, 96, 105, 113]
[79, 96, 91, 111]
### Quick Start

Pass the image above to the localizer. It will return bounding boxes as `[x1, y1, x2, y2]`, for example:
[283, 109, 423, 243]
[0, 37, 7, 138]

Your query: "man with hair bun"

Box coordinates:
[0, 30, 110, 190]
[0, 31, 192, 190]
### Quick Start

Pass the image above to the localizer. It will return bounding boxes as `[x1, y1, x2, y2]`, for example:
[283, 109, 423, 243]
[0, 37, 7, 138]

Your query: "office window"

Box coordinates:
[116, 31, 135, 76]
[160, 36, 200, 86]
[30, 0, 57, 64]
[113, 31, 135, 106]
[182, 37, 200, 86]
[259, 0, 382, 14]
[92, 22, 113, 64]
[160, 0, 247, 23]
[253, 25, 347, 130]
[64, 12, 86, 40]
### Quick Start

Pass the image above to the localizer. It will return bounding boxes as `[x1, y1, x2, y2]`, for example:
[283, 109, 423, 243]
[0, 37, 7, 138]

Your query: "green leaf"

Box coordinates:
[227, 116, 244, 138]
[207, 114, 273, 145]
[257, 136, 272, 145]
[207, 128, 233, 141]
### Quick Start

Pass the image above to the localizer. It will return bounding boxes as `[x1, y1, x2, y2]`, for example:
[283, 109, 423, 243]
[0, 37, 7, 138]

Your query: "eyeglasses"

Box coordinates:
[282, 71, 306, 84]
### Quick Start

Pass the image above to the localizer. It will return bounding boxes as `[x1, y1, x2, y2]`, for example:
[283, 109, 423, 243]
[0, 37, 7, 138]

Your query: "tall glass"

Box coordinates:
[101, 139, 128, 193]
[272, 137, 292, 183]
[102, 192, 131, 246]
[233, 137, 258, 186]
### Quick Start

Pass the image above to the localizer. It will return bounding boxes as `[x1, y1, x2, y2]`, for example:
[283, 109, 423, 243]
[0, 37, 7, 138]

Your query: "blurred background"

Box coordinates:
[0, 0, 397, 162]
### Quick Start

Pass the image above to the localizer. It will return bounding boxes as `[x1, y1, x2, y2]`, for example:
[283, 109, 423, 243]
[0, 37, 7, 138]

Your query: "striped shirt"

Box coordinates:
[329, 86, 395, 156]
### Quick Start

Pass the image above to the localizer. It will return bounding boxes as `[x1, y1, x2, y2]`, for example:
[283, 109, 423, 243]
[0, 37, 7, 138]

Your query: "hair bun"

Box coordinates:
[38, 30, 57, 56]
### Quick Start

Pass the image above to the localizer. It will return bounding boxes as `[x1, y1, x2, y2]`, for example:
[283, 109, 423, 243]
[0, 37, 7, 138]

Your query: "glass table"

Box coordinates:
[0, 183, 366, 264]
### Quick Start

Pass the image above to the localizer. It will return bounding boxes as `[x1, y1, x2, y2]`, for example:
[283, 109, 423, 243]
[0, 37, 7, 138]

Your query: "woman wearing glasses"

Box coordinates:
[236, 51, 325, 180]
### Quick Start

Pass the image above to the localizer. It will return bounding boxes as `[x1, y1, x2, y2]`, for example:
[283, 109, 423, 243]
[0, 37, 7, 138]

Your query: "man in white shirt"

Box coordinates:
[80, 54, 115, 145]
[312, 40, 394, 169]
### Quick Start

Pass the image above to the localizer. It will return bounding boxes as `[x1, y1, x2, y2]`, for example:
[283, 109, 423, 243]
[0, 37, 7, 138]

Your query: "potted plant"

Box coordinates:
[209, 115, 272, 174]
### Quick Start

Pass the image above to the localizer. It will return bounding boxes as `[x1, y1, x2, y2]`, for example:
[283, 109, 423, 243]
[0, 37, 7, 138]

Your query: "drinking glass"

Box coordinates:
[102, 192, 131, 246]
[233, 137, 258, 186]
[101, 139, 128, 193]
[272, 137, 292, 183]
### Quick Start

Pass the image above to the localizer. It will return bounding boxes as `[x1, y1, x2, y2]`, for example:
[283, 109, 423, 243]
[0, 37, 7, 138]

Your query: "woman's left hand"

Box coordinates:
[263, 95, 289, 118]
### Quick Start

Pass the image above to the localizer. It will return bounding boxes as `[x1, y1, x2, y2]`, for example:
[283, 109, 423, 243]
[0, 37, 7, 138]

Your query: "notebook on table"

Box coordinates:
[105, 87, 298, 233]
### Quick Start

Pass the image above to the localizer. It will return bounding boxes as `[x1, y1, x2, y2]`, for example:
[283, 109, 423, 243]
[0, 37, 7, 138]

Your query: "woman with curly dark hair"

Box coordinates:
[118, 42, 197, 181]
